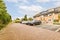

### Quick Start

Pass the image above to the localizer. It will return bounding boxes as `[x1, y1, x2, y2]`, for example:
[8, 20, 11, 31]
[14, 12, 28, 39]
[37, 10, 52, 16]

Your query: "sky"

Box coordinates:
[4, 0, 60, 20]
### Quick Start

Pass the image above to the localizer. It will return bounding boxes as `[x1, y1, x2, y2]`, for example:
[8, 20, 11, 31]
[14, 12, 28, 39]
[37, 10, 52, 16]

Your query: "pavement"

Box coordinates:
[36, 24, 60, 31]
[0, 23, 60, 40]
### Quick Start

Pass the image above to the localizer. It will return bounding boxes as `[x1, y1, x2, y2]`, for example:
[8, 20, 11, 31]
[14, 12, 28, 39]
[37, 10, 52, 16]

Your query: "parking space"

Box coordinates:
[35, 24, 60, 32]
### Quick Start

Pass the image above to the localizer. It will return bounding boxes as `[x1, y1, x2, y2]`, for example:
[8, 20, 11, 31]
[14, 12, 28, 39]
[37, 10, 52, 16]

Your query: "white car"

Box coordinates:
[22, 21, 28, 24]
[21, 21, 31, 24]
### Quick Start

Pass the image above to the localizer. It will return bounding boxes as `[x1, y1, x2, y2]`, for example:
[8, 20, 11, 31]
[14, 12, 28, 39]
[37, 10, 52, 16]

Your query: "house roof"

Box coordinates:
[34, 7, 60, 18]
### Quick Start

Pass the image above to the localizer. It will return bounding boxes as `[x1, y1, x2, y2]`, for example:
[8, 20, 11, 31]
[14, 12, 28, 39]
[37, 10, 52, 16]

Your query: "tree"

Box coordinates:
[14, 18, 21, 23]
[16, 18, 20, 20]
[23, 14, 28, 21]
[28, 17, 33, 21]
[0, 0, 12, 30]
[58, 13, 60, 20]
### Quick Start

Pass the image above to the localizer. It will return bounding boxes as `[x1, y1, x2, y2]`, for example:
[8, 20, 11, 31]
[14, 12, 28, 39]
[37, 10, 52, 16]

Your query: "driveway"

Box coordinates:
[0, 23, 60, 40]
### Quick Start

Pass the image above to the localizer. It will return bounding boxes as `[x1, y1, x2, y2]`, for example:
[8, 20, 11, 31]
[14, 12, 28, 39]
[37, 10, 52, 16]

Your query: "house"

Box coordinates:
[33, 7, 60, 25]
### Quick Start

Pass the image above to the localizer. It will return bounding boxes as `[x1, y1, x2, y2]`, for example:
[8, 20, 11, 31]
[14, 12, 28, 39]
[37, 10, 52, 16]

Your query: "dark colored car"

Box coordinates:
[26, 20, 41, 26]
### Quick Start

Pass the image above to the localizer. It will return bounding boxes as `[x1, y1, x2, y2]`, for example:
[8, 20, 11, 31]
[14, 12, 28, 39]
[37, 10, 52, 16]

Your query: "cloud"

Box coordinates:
[6, 0, 28, 3]
[6, 0, 18, 3]
[18, 5, 44, 17]
[6, 0, 52, 19]
[52, 0, 60, 7]
[6, 0, 51, 3]
[54, 2, 60, 7]
[19, 5, 43, 12]
[35, 0, 51, 3]
[52, 0, 60, 2]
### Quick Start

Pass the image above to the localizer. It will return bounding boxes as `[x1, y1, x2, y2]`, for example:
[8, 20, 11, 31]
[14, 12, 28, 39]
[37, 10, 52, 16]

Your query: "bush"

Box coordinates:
[0, 24, 5, 30]
[53, 19, 59, 22]
[0, 0, 12, 30]
[14, 18, 21, 23]
[15, 20, 21, 23]
[53, 22, 60, 25]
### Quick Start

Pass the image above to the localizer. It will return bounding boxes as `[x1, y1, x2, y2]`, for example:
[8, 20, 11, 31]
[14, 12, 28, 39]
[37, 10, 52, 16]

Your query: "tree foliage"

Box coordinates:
[0, 0, 12, 30]
[16, 18, 20, 20]
[21, 15, 33, 21]
[14, 18, 21, 23]
[23, 14, 28, 21]
[58, 13, 60, 20]
[28, 17, 33, 21]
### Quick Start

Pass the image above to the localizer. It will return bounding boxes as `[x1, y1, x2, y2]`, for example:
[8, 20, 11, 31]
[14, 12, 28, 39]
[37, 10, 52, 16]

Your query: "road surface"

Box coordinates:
[0, 23, 60, 40]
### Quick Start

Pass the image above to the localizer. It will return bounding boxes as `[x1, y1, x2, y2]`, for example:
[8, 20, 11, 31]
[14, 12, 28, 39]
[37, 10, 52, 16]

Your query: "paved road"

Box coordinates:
[0, 23, 60, 40]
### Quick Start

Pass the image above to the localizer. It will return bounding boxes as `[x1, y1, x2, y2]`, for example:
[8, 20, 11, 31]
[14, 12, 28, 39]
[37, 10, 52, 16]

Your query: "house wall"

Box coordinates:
[34, 16, 42, 21]
[34, 13, 59, 25]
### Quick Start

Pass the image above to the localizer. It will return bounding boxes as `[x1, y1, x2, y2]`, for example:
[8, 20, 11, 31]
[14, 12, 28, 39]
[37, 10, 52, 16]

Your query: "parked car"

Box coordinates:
[26, 20, 41, 26]
[21, 21, 29, 24]
[25, 21, 31, 25]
